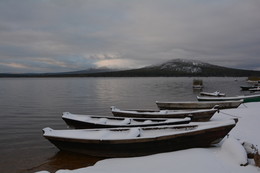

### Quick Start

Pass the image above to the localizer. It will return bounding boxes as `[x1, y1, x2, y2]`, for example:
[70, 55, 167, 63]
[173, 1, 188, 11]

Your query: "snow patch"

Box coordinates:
[127, 127, 141, 137]
[221, 136, 248, 166]
[121, 118, 131, 125]
[97, 118, 107, 124]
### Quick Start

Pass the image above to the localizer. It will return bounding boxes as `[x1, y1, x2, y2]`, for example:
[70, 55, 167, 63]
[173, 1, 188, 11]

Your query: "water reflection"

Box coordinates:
[21, 151, 103, 173]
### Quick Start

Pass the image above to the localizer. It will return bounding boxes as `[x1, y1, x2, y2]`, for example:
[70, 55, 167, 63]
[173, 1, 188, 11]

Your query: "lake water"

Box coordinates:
[0, 77, 249, 173]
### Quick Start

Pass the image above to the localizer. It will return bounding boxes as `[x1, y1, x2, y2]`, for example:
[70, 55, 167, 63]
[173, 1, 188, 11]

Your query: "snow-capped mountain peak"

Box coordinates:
[150, 59, 212, 74]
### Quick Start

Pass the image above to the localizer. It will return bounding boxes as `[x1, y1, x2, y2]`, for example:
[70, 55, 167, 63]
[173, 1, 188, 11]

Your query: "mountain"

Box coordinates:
[139, 58, 260, 76]
[85, 59, 260, 77]
[1, 59, 260, 77]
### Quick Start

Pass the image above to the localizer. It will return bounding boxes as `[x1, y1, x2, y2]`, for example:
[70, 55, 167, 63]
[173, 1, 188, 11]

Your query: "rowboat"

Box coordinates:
[62, 112, 191, 129]
[249, 87, 260, 92]
[240, 85, 259, 91]
[156, 100, 243, 110]
[197, 94, 260, 103]
[111, 106, 218, 122]
[42, 119, 237, 157]
[193, 79, 203, 89]
[200, 91, 225, 97]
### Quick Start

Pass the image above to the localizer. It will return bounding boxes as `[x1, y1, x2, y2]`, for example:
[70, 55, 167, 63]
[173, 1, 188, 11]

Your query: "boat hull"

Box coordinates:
[43, 122, 236, 158]
[156, 100, 242, 110]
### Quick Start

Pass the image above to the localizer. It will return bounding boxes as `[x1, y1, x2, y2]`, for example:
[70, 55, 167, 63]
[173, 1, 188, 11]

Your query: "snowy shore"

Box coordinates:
[38, 102, 260, 173]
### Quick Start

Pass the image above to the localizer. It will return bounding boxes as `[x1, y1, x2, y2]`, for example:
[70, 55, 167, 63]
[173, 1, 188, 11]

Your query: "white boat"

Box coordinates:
[197, 94, 260, 103]
[200, 91, 225, 97]
[249, 87, 260, 92]
[43, 119, 237, 157]
[62, 112, 191, 129]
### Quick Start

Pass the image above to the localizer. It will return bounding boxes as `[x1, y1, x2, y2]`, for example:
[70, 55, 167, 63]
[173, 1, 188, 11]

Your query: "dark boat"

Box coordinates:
[249, 87, 260, 92]
[156, 100, 243, 110]
[240, 85, 259, 91]
[193, 79, 203, 89]
[62, 112, 191, 129]
[43, 119, 237, 158]
[111, 106, 218, 122]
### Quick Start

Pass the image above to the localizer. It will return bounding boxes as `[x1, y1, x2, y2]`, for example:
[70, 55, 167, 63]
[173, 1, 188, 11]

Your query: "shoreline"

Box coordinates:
[37, 102, 260, 173]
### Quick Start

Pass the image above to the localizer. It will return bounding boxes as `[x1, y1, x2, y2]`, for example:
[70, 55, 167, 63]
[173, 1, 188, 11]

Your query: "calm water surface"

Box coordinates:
[0, 77, 249, 173]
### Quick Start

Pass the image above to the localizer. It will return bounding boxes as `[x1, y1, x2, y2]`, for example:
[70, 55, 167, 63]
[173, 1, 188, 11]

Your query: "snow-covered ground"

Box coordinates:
[38, 102, 260, 173]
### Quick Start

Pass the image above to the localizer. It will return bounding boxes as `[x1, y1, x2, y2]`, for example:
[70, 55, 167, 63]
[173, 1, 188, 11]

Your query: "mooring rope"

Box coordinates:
[219, 110, 242, 118]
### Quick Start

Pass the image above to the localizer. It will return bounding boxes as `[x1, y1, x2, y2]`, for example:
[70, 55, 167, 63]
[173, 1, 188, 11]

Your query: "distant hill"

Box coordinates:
[80, 59, 260, 77]
[0, 67, 115, 77]
[1, 59, 260, 77]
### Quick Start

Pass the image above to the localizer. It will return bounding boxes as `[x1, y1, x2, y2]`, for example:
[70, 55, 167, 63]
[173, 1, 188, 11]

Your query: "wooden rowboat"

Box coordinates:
[197, 94, 260, 103]
[240, 85, 259, 91]
[156, 100, 243, 110]
[111, 106, 218, 122]
[62, 112, 191, 129]
[200, 91, 225, 97]
[43, 119, 237, 158]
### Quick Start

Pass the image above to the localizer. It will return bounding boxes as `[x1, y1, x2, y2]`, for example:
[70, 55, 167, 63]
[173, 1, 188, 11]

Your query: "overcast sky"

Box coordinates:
[0, 0, 260, 73]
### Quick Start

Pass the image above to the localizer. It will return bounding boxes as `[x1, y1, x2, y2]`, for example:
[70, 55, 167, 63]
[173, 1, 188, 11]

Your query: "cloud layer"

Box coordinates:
[0, 0, 260, 73]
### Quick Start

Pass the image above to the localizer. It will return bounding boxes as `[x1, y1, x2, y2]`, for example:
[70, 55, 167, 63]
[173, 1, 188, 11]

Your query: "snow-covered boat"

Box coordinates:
[249, 87, 260, 92]
[111, 106, 218, 122]
[156, 100, 243, 110]
[197, 94, 260, 103]
[62, 112, 191, 129]
[42, 119, 237, 157]
[200, 91, 226, 97]
[240, 84, 259, 91]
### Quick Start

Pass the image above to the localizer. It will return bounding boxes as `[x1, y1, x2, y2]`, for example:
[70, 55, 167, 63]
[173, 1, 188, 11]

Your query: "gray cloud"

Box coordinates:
[0, 0, 260, 73]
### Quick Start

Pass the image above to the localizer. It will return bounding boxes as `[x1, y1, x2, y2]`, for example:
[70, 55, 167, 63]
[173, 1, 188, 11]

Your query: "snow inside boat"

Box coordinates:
[200, 91, 226, 97]
[62, 112, 191, 129]
[43, 119, 237, 158]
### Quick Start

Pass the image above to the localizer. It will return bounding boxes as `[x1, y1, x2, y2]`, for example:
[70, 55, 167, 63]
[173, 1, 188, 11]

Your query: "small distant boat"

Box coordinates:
[247, 77, 260, 83]
[240, 85, 259, 91]
[193, 79, 203, 89]
[197, 94, 260, 103]
[156, 100, 243, 110]
[62, 112, 191, 129]
[249, 87, 260, 92]
[111, 106, 218, 122]
[42, 119, 237, 157]
[200, 91, 225, 97]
